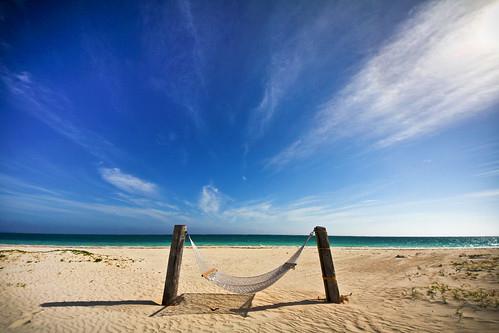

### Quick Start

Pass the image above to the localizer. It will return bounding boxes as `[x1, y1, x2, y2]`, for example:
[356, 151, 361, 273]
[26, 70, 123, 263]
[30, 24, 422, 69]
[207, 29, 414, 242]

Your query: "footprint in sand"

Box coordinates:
[8, 310, 42, 329]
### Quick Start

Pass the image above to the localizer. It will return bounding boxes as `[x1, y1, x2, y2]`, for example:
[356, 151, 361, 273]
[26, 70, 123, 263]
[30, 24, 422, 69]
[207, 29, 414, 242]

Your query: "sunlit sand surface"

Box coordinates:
[1, 246, 498, 332]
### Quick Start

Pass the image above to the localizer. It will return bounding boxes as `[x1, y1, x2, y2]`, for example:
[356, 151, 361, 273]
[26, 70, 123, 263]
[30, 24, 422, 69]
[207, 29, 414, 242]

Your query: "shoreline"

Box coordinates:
[1, 243, 498, 250]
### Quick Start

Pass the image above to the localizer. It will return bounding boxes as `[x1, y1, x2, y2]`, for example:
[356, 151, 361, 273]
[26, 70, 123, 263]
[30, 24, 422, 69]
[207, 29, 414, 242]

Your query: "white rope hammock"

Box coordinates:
[188, 232, 314, 294]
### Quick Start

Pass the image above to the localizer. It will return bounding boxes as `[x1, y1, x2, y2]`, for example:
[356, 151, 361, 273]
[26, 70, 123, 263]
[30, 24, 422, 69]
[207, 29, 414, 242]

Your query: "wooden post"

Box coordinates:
[162, 224, 186, 305]
[314, 226, 340, 303]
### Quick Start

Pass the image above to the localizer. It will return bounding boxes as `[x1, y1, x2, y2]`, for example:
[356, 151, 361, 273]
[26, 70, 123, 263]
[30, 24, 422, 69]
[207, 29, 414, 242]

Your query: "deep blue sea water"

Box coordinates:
[0, 233, 497, 248]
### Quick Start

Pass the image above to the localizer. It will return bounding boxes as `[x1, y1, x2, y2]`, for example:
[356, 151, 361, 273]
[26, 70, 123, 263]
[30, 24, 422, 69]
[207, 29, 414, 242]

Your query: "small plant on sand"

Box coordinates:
[52, 249, 94, 256]
[468, 254, 488, 259]
[340, 293, 352, 303]
[0, 249, 27, 254]
[418, 282, 498, 309]
[452, 258, 497, 273]
[0, 249, 27, 260]
[408, 287, 422, 299]
[455, 307, 463, 322]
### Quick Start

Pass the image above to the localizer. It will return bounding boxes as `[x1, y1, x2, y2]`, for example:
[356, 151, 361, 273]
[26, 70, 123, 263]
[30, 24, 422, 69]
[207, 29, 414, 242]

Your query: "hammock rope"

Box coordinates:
[188, 232, 314, 294]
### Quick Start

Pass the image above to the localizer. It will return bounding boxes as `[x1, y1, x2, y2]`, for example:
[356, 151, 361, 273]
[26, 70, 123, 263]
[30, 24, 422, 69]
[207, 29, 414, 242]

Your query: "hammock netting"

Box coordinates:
[188, 232, 313, 294]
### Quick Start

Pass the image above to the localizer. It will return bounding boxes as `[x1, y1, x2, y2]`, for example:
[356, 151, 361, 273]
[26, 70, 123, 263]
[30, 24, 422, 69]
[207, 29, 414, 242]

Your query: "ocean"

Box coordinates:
[0, 233, 497, 248]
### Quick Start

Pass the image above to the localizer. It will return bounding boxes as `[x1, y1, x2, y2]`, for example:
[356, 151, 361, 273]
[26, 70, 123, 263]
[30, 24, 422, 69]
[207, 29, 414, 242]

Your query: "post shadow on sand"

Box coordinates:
[40, 300, 158, 307]
[246, 299, 325, 312]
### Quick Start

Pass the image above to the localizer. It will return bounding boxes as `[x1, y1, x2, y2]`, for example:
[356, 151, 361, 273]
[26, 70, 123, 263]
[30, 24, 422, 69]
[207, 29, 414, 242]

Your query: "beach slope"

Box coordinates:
[0, 246, 498, 332]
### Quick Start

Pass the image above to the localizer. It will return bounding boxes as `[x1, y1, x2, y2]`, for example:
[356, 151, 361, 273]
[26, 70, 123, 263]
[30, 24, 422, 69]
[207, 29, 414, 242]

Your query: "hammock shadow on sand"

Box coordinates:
[151, 293, 325, 318]
[151, 293, 255, 318]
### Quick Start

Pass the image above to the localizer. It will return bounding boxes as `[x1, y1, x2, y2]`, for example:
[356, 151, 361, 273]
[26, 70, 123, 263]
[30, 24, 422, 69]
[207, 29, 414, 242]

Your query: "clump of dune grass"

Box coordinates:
[50, 249, 94, 256]
[0, 249, 29, 262]
[409, 282, 498, 309]
[0, 249, 28, 258]
[452, 255, 498, 273]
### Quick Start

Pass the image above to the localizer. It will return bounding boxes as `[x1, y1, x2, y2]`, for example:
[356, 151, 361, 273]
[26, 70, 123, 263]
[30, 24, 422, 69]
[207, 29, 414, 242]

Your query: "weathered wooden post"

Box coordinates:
[314, 226, 340, 303]
[162, 224, 186, 305]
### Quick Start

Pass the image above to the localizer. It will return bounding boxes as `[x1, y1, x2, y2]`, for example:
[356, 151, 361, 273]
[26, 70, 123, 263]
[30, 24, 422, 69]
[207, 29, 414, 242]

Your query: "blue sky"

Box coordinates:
[1, 0, 498, 236]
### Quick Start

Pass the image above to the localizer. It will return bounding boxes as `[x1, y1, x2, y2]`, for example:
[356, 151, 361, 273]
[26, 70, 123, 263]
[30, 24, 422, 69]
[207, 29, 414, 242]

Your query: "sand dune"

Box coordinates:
[0, 246, 498, 332]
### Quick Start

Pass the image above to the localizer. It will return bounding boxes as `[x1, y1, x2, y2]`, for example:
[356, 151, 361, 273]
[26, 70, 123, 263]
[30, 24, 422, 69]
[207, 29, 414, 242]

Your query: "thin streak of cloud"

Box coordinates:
[268, 0, 499, 169]
[141, 0, 206, 129]
[475, 159, 499, 178]
[114, 192, 178, 211]
[99, 168, 157, 195]
[1, 68, 121, 161]
[0, 192, 185, 222]
[464, 189, 499, 199]
[476, 169, 499, 178]
[0, 174, 62, 197]
[0, 176, 188, 225]
[249, 49, 305, 139]
[177, 0, 205, 88]
[247, 6, 323, 141]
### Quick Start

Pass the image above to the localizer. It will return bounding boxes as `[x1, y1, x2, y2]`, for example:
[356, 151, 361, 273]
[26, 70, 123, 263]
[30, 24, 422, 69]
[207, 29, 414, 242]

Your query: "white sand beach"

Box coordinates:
[1, 246, 498, 332]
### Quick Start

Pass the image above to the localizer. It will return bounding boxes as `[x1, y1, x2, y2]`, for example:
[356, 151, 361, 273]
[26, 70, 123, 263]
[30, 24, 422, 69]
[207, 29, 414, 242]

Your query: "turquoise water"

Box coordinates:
[0, 233, 497, 248]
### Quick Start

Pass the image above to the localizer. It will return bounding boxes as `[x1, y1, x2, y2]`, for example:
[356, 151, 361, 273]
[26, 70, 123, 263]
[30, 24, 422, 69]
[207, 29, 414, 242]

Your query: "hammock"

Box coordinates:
[188, 232, 313, 294]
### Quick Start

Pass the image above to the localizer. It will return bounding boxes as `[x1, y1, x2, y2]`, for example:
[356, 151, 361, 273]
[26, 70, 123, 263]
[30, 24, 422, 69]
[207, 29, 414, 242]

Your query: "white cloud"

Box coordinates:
[268, 0, 499, 168]
[198, 185, 222, 214]
[99, 168, 157, 195]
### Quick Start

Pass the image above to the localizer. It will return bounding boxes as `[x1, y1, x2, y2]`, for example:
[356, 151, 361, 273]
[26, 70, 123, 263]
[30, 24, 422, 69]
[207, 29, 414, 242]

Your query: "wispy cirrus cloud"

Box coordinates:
[198, 185, 224, 214]
[141, 0, 206, 128]
[248, 44, 305, 140]
[0, 190, 188, 230]
[268, 0, 499, 168]
[475, 158, 499, 178]
[247, 5, 325, 141]
[0, 175, 188, 232]
[220, 188, 499, 235]
[1, 68, 121, 162]
[247, 1, 400, 143]
[2, 172, 497, 235]
[99, 168, 157, 195]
